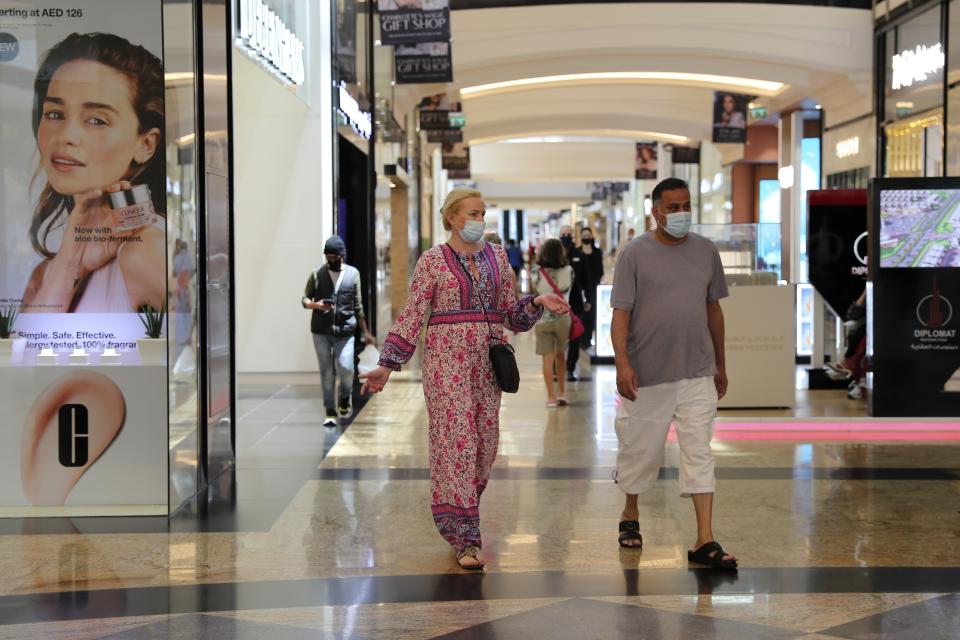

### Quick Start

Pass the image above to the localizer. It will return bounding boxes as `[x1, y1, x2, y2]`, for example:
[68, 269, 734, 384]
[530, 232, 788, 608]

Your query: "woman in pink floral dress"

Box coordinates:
[361, 188, 568, 570]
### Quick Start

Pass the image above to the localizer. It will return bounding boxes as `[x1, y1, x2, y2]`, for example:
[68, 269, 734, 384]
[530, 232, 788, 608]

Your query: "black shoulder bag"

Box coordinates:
[449, 245, 520, 393]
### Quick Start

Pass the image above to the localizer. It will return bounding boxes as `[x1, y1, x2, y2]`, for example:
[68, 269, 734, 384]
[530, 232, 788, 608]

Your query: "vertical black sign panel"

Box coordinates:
[870, 178, 960, 417]
[377, 1, 450, 46]
[395, 43, 453, 84]
[807, 189, 868, 317]
[58, 404, 89, 467]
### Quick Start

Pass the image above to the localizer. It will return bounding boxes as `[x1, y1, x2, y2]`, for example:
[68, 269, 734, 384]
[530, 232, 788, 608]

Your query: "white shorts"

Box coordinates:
[614, 376, 718, 497]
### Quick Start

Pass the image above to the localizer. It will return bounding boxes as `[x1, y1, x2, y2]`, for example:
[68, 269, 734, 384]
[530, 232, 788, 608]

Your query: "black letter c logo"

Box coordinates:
[58, 404, 89, 467]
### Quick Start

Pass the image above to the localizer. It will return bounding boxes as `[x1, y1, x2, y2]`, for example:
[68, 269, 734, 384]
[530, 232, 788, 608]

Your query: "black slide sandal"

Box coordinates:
[687, 541, 737, 569]
[618, 520, 643, 549]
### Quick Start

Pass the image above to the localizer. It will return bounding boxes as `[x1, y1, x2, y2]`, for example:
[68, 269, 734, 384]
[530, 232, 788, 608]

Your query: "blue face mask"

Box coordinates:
[662, 211, 692, 238]
[458, 219, 486, 244]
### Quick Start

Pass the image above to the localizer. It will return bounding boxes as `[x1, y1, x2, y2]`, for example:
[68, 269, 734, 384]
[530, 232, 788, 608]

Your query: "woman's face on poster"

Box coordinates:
[37, 59, 158, 196]
[723, 94, 736, 114]
[639, 146, 653, 162]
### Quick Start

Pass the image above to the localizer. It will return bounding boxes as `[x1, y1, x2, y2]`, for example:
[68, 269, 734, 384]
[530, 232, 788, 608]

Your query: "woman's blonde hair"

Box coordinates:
[441, 188, 483, 231]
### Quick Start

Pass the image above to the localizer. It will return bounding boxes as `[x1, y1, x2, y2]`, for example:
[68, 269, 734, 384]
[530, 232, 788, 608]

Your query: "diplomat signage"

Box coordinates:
[377, 0, 450, 46]
[912, 278, 957, 351]
[395, 42, 453, 84]
[870, 178, 960, 417]
[236, 0, 306, 86]
[807, 189, 868, 317]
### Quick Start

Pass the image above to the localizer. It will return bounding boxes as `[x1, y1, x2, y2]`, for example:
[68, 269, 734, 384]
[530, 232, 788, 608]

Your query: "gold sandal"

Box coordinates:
[456, 546, 485, 571]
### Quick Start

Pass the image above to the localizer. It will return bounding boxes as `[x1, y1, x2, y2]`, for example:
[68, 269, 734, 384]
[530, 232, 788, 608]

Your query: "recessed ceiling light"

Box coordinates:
[470, 129, 691, 145]
[461, 72, 785, 99]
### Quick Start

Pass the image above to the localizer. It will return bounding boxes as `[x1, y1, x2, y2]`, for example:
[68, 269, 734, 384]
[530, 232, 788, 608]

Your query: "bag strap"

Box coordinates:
[447, 244, 498, 345]
[539, 268, 563, 298]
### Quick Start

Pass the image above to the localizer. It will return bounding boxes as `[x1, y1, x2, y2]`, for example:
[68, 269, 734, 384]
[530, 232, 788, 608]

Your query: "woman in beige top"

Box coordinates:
[534, 238, 574, 408]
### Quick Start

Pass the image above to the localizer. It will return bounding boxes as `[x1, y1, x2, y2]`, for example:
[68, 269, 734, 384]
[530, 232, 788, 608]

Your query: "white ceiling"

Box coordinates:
[395, 2, 875, 182]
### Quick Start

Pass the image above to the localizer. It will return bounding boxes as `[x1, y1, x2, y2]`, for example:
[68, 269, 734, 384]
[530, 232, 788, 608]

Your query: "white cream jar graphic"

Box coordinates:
[108, 184, 157, 232]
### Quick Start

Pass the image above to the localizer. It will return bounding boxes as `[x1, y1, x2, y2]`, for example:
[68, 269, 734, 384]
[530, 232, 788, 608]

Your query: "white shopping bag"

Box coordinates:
[357, 344, 381, 375]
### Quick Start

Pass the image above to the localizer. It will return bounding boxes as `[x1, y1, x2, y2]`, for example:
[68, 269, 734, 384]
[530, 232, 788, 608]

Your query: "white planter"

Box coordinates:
[0, 338, 25, 363]
[137, 338, 167, 365]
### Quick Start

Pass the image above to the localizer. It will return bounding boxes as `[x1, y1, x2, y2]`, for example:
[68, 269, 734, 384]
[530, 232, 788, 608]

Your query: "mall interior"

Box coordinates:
[0, 0, 958, 637]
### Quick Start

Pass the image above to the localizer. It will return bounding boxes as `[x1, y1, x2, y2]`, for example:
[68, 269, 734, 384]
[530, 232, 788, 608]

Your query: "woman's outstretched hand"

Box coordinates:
[534, 294, 570, 315]
[359, 366, 392, 395]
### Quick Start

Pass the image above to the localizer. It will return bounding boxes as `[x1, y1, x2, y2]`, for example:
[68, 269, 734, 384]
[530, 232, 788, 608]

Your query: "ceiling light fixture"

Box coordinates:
[461, 72, 785, 99]
[470, 129, 691, 145]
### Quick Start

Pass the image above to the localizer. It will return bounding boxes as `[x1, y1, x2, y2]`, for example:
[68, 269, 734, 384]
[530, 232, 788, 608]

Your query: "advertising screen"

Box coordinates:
[879, 188, 960, 268]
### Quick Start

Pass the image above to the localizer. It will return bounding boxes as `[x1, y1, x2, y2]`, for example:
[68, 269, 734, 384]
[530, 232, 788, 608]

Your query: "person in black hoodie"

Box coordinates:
[303, 236, 375, 425]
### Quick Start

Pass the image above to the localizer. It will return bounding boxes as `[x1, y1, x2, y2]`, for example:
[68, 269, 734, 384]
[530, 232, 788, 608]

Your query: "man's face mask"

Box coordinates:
[560, 235, 573, 247]
[326, 254, 343, 269]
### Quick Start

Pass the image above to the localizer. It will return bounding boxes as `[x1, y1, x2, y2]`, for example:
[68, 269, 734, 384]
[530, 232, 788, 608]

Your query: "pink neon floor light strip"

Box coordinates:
[669, 421, 960, 442]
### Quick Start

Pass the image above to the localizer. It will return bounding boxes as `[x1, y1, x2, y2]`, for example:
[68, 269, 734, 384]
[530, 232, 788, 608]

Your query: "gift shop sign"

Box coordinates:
[236, 0, 306, 86]
[377, 0, 450, 46]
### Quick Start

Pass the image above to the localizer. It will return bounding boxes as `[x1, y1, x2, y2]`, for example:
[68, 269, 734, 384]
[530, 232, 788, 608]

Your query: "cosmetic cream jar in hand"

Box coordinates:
[109, 184, 157, 232]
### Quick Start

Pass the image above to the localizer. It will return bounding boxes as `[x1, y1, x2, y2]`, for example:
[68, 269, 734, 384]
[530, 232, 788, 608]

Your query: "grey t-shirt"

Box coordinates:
[610, 232, 728, 387]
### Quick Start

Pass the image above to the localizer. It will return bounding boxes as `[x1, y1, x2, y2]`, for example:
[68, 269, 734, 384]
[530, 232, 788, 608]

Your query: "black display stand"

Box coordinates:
[870, 178, 960, 417]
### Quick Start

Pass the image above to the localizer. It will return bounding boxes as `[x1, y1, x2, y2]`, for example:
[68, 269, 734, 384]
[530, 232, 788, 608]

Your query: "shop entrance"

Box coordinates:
[884, 110, 944, 178]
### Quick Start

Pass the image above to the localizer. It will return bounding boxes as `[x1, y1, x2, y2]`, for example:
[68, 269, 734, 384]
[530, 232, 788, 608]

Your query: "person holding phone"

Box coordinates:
[303, 236, 374, 425]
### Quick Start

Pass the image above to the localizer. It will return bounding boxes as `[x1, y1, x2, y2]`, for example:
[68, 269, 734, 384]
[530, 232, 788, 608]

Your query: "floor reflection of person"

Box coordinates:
[21, 33, 166, 314]
[359, 188, 568, 571]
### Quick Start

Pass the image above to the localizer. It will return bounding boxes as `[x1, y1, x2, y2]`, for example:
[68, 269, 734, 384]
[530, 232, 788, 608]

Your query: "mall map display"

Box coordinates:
[879, 188, 960, 268]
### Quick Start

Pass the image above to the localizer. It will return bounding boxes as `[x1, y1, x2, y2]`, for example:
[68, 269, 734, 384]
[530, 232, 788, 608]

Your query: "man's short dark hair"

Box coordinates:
[652, 178, 690, 204]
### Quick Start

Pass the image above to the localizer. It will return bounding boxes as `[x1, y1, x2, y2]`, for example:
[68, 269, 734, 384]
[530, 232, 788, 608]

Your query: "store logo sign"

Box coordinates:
[0, 33, 19, 63]
[891, 43, 944, 91]
[852, 231, 868, 275]
[337, 83, 372, 140]
[58, 404, 89, 467]
[237, 0, 305, 86]
[835, 136, 860, 159]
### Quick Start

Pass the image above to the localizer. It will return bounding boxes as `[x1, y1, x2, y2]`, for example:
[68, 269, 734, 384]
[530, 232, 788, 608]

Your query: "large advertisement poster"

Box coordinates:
[395, 42, 453, 84]
[377, 0, 450, 46]
[634, 142, 658, 180]
[712, 91, 749, 144]
[0, 0, 168, 514]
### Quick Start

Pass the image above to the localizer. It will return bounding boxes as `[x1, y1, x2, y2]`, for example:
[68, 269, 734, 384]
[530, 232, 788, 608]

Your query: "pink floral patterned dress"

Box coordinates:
[379, 242, 542, 551]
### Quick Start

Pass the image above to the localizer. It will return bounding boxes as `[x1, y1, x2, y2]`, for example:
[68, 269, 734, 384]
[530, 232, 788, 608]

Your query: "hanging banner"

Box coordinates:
[442, 142, 470, 179]
[427, 128, 463, 143]
[418, 93, 462, 129]
[712, 91, 749, 144]
[0, 0, 168, 514]
[377, 0, 450, 46]
[672, 145, 701, 164]
[335, 0, 358, 84]
[395, 42, 453, 84]
[634, 142, 658, 180]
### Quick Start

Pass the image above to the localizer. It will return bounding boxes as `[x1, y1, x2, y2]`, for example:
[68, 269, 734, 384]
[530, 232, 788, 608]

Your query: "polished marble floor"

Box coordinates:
[0, 333, 958, 639]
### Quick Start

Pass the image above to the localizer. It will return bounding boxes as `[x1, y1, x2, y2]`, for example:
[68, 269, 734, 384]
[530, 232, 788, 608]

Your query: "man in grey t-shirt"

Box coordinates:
[610, 178, 737, 569]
